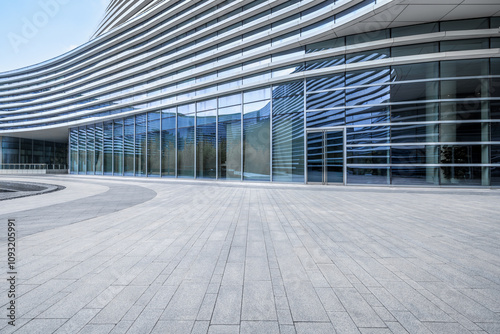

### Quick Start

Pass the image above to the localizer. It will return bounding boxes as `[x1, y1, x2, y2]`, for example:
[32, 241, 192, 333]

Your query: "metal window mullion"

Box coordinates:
[111, 123, 114, 176]
[194, 106, 197, 179]
[160, 111, 163, 178]
[216, 100, 219, 181]
[146, 114, 148, 177]
[323, 131, 326, 185]
[241, 92, 244, 182]
[175, 107, 178, 178]
[270, 85, 273, 182]
[69, 131, 72, 173]
[133, 117, 136, 176]
[343, 127, 347, 185]
[303, 77, 307, 184]
[122, 119, 125, 176]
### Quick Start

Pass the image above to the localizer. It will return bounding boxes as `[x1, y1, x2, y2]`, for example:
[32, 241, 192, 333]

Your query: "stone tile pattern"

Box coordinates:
[0, 175, 499, 333]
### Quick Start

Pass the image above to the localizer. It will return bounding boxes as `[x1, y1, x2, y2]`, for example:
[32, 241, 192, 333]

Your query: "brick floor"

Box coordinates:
[0, 175, 499, 333]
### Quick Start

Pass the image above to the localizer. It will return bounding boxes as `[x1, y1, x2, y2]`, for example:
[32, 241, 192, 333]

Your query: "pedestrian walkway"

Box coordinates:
[0, 175, 499, 333]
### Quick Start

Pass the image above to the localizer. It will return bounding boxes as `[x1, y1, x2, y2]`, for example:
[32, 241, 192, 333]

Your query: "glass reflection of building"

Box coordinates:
[1, 1, 499, 186]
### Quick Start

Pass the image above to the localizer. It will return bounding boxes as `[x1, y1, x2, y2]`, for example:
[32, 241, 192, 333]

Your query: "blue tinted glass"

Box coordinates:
[307, 75, 344, 92]
[306, 110, 345, 128]
[272, 112, 304, 182]
[307, 90, 345, 110]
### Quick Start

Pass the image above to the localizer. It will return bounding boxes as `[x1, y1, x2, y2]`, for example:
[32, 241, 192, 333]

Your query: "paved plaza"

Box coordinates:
[0, 175, 499, 334]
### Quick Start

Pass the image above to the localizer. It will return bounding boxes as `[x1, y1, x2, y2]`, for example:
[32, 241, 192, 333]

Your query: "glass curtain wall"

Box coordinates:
[161, 108, 176, 176]
[243, 88, 271, 181]
[177, 104, 195, 177]
[78, 127, 86, 174]
[272, 81, 304, 182]
[95, 123, 103, 174]
[196, 99, 217, 178]
[87, 125, 95, 174]
[103, 121, 113, 175]
[70, 129, 78, 172]
[135, 114, 147, 176]
[218, 94, 241, 180]
[148, 111, 161, 176]
[113, 119, 123, 175]
[124, 117, 135, 176]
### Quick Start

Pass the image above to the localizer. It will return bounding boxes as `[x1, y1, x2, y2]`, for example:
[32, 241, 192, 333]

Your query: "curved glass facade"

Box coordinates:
[1, 0, 499, 186]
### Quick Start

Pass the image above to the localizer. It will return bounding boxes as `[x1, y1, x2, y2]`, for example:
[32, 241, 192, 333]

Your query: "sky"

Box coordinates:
[0, 0, 108, 73]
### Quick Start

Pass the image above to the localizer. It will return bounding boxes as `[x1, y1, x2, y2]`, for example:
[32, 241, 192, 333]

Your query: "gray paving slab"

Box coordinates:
[0, 175, 499, 333]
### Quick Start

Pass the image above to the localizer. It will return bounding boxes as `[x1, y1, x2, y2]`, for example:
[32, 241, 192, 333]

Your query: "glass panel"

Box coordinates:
[441, 59, 489, 77]
[243, 100, 270, 181]
[103, 122, 113, 175]
[391, 23, 438, 38]
[113, 119, 123, 175]
[306, 110, 345, 128]
[440, 18, 488, 31]
[44, 142, 54, 166]
[441, 101, 485, 122]
[346, 85, 390, 106]
[273, 95, 303, 114]
[391, 62, 438, 81]
[124, 117, 134, 176]
[148, 112, 161, 177]
[391, 167, 439, 185]
[391, 124, 439, 143]
[347, 146, 390, 164]
[347, 167, 389, 185]
[391, 81, 438, 103]
[307, 132, 323, 183]
[177, 126, 195, 178]
[306, 37, 345, 53]
[197, 110, 217, 178]
[391, 103, 439, 123]
[346, 67, 390, 86]
[272, 112, 304, 182]
[307, 74, 344, 92]
[219, 93, 242, 107]
[391, 42, 438, 57]
[442, 122, 483, 142]
[307, 90, 345, 110]
[346, 48, 390, 63]
[33, 140, 44, 164]
[78, 127, 86, 174]
[70, 129, 78, 173]
[95, 123, 103, 173]
[306, 55, 345, 70]
[87, 126, 95, 174]
[492, 145, 500, 164]
[440, 166, 482, 186]
[346, 29, 389, 45]
[440, 38, 489, 52]
[491, 166, 500, 186]
[161, 108, 176, 177]
[441, 78, 488, 99]
[391, 145, 439, 164]
[218, 108, 241, 180]
[135, 114, 147, 176]
[20, 139, 32, 164]
[347, 126, 390, 145]
[326, 131, 343, 184]
[346, 106, 389, 125]
[440, 145, 482, 164]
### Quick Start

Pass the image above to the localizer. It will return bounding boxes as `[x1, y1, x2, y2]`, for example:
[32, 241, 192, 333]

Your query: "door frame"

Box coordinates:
[305, 127, 347, 185]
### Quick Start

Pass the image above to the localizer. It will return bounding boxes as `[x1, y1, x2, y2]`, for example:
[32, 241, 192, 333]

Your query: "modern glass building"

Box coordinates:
[1, 0, 499, 186]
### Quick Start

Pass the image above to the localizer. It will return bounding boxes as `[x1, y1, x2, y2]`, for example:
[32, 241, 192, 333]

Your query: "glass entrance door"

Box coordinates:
[307, 129, 345, 184]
